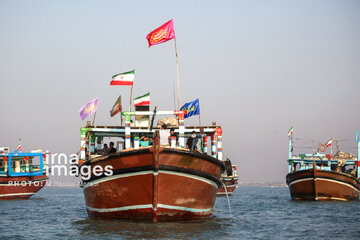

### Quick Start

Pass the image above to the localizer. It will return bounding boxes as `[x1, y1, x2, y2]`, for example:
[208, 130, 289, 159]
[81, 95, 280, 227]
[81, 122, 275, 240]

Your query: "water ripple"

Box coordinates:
[0, 186, 359, 239]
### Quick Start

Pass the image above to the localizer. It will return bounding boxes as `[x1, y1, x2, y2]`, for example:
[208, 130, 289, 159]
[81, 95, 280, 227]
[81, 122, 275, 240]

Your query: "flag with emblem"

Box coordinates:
[180, 99, 200, 119]
[146, 19, 175, 47]
[110, 70, 135, 86]
[78, 98, 99, 120]
[110, 95, 122, 117]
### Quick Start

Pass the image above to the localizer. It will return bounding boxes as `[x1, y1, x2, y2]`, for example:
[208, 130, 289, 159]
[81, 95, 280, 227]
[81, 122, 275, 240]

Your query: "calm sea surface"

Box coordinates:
[0, 186, 359, 240]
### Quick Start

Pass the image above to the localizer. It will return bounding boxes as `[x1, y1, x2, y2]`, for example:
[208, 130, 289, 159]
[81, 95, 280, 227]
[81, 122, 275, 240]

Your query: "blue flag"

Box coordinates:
[180, 99, 200, 119]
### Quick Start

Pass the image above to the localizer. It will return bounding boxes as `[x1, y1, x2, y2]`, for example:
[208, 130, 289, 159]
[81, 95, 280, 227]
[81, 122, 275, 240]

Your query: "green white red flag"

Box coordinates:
[134, 92, 150, 106]
[16, 142, 22, 152]
[146, 19, 175, 47]
[325, 138, 333, 147]
[288, 127, 293, 137]
[111, 70, 135, 86]
[110, 95, 122, 117]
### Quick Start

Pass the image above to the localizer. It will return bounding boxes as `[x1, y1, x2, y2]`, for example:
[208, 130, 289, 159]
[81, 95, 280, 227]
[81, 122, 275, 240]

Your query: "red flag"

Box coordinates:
[146, 19, 175, 47]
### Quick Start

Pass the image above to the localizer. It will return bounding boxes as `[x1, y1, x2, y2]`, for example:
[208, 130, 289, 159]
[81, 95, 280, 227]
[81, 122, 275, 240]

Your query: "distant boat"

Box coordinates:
[286, 132, 360, 201]
[217, 158, 238, 196]
[78, 110, 226, 222]
[0, 147, 48, 200]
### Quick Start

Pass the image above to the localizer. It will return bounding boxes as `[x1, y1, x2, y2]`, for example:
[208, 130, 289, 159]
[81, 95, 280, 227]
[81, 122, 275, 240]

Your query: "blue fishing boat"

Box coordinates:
[0, 147, 48, 200]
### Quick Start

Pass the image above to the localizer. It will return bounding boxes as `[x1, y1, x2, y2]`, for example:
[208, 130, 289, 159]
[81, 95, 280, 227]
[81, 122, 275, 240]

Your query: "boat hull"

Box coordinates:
[286, 169, 360, 201]
[0, 174, 48, 200]
[81, 147, 224, 222]
[217, 178, 238, 196]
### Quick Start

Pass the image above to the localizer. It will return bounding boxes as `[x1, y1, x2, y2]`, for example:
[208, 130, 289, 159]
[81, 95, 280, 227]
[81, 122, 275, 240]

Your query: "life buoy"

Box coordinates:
[319, 144, 327, 152]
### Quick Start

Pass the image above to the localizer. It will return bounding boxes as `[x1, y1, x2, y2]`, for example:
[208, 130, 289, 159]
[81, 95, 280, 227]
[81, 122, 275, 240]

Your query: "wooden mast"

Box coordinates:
[174, 36, 180, 110]
[129, 85, 133, 112]
[91, 109, 97, 126]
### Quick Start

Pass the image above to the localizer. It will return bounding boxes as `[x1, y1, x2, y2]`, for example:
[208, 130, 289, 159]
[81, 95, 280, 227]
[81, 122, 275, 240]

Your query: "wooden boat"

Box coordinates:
[78, 110, 226, 222]
[217, 158, 238, 196]
[0, 148, 48, 200]
[286, 132, 360, 201]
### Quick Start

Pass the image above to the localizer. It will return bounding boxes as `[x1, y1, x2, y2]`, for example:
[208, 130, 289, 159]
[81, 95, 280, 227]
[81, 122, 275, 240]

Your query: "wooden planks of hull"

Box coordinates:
[0, 174, 48, 200]
[286, 169, 360, 201]
[217, 185, 238, 195]
[81, 146, 224, 222]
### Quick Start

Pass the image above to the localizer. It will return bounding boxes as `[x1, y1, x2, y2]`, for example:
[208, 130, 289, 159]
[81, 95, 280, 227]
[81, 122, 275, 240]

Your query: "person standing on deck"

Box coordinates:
[186, 130, 204, 151]
[109, 142, 116, 153]
[186, 131, 198, 151]
[168, 128, 178, 145]
[160, 124, 170, 146]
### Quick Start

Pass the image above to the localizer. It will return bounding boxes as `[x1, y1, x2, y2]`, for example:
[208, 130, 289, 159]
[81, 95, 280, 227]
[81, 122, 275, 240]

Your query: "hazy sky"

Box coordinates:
[1, 0, 359, 182]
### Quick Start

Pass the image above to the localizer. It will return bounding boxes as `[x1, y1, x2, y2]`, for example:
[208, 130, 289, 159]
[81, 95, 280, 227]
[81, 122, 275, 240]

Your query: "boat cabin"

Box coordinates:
[79, 110, 224, 161]
[0, 149, 48, 176]
[288, 136, 360, 178]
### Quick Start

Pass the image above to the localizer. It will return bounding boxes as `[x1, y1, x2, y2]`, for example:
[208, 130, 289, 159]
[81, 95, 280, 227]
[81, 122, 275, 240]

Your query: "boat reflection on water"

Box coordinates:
[74, 216, 228, 239]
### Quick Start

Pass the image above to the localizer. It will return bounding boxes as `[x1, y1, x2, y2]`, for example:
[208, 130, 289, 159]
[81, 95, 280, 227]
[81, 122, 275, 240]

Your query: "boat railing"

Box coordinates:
[288, 157, 359, 177]
[287, 132, 360, 178]
[79, 110, 224, 161]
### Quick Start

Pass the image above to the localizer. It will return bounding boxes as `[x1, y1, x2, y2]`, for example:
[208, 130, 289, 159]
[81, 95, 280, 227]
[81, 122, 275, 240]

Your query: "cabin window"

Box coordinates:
[31, 157, 40, 166]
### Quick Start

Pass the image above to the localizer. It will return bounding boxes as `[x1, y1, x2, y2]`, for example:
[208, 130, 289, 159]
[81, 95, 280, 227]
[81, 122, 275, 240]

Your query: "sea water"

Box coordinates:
[0, 186, 359, 240]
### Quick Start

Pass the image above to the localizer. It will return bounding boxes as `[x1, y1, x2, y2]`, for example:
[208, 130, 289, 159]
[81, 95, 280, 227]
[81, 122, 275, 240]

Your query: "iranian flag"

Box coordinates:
[134, 92, 150, 106]
[110, 70, 135, 86]
[110, 95, 122, 117]
[288, 126, 293, 137]
[16, 143, 22, 152]
[325, 138, 333, 147]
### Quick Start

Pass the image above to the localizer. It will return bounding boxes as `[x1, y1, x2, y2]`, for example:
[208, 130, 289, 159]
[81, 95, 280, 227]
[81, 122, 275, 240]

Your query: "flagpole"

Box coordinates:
[91, 110, 97, 126]
[120, 111, 123, 126]
[174, 36, 180, 111]
[120, 96, 123, 126]
[198, 99, 201, 125]
[331, 144, 333, 155]
[129, 85, 133, 112]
